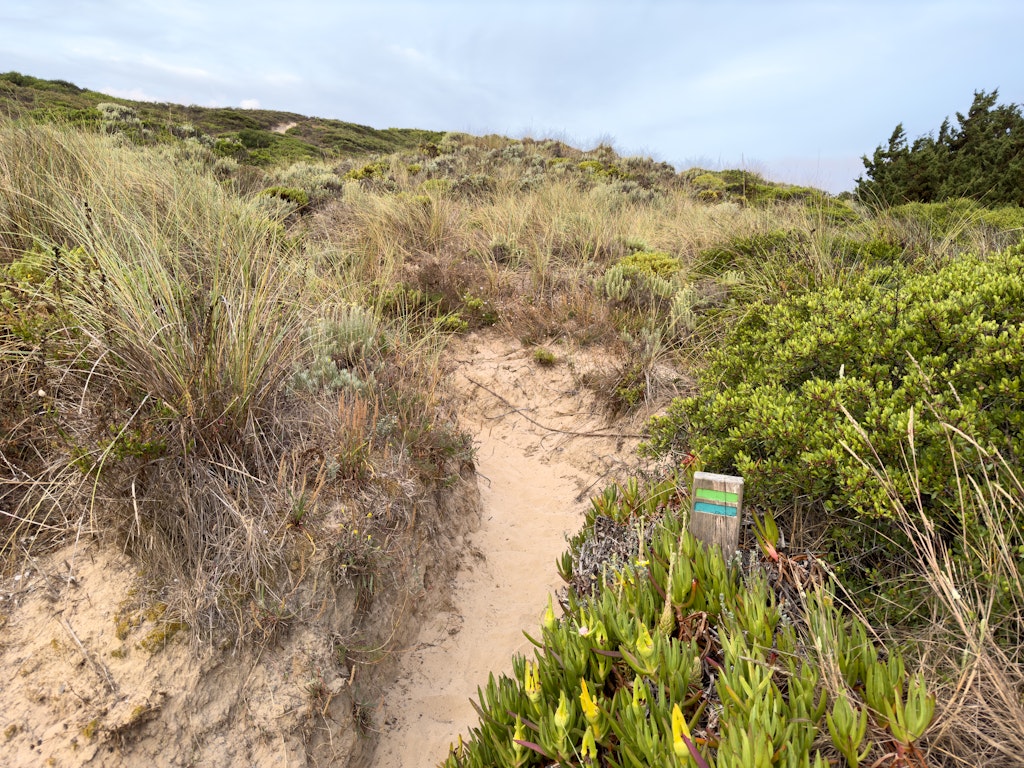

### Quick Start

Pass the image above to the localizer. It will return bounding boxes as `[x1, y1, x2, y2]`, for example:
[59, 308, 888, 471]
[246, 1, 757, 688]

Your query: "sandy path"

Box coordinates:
[372, 334, 642, 768]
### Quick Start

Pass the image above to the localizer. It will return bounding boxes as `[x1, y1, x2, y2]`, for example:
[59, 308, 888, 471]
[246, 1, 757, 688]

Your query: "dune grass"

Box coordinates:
[0, 122, 466, 640]
[2, 111, 1023, 765]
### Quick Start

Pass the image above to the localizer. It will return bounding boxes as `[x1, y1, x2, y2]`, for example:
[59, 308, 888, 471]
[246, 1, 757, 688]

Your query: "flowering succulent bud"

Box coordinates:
[580, 680, 599, 725]
[543, 594, 557, 633]
[524, 660, 542, 705]
[512, 715, 526, 758]
[581, 727, 598, 762]
[554, 690, 570, 734]
[635, 622, 655, 661]
[672, 703, 691, 761]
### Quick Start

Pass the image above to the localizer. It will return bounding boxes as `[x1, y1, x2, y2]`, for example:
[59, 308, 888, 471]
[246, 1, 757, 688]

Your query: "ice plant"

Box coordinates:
[579, 678, 609, 740]
[658, 551, 677, 635]
[554, 690, 570, 734]
[635, 621, 655, 662]
[631, 678, 648, 712]
[827, 694, 871, 768]
[552, 689, 572, 756]
[580, 679, 599, 725]
[543, 594, 557, 633]
[672, 703, 690, 760]
[581, 727, 598, 763]
[512, 716, 526, 761]
[524, 659, 542, 710]
[672, 703, 710, 768]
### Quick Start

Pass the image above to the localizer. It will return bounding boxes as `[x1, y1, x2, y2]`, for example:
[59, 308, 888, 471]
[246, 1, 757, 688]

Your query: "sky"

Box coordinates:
[2, 1, 1022, 194]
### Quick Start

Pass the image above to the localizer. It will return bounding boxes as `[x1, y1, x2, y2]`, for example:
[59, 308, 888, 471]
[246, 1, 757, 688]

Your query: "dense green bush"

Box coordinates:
[689, 172, 727, 201]
[646, 241, 1024, 586]
[260, 186, 310, 207]
[0, 71, 84, 93]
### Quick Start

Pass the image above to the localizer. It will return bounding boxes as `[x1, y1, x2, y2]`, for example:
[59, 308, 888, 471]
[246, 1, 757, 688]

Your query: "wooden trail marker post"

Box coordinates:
[689, 471, 743, 559]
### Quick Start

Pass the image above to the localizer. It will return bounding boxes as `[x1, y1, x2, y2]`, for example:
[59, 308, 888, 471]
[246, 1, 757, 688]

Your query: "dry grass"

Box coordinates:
[841, 409, 1024, 766]
[0, 122, 466, 642]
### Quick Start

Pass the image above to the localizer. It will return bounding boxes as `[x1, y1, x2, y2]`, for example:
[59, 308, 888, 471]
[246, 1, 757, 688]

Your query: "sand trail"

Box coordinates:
[372, 333, 642, 767]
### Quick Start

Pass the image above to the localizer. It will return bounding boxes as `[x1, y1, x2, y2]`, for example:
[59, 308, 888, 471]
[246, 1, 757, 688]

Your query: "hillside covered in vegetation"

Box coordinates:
[2, 75, 1023, 767]
[0, 70, 442, 163]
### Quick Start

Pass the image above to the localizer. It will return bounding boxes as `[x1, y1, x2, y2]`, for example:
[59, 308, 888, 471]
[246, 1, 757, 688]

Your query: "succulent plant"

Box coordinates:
[443, 473, 935, 768]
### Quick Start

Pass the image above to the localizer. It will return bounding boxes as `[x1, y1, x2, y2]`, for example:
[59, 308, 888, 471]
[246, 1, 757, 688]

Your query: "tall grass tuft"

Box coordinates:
[843, 408, 1024, 766]
[0, 122, 307, 634]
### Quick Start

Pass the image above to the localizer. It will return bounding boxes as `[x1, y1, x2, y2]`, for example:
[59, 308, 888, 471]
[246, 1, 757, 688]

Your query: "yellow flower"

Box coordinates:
[671, 703, 691, 761]
[524, 660, 542, 705]
[580, 680, 599, 725]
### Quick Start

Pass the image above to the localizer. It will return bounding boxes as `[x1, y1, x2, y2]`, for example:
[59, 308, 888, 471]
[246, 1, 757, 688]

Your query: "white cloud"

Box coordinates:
[386, 43, 460, 83]
[686, 57, 799, 103]
[142, 57, 214, 81]
[240, 98, 261, 109]
[388, 44, 428, 66]
[102, 86, 160, 102]
[265, 73, 302, 86]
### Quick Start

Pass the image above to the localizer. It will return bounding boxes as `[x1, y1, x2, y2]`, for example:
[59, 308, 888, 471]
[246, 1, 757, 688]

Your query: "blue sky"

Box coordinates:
[3, 1, 1022, 193]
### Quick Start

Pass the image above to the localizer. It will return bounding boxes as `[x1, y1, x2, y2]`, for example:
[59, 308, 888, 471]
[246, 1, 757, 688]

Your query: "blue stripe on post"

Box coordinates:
[693, 501, 738, 517]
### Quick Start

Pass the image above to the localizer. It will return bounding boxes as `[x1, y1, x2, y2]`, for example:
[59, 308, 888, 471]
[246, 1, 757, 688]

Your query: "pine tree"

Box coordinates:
[857, 90, 1024, 206]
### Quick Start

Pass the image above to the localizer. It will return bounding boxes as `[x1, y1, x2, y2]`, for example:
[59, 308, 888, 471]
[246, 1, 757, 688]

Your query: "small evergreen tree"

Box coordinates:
[857, 90, 1024, 206]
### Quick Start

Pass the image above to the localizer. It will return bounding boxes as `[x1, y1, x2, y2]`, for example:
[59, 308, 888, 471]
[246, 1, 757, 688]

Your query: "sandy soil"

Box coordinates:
[371, 333, 645, 768]
[0, 459, 479, 767]
[271, 121, 299, 134]
[0, 332, 647, 768]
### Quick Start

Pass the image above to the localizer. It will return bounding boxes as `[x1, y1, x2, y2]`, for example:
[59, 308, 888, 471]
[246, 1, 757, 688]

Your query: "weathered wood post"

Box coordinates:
[689, 471, 743, 559]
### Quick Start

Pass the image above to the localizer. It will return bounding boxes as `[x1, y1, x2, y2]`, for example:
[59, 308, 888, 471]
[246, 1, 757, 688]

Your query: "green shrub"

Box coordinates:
[892, 198, 1024, 239]
[807, 192, 860, 223]
[345, 160, 390, 181]
[433, 312, 469, 334]
[645, 241, 1024, 592]
[690, 172, 727, 201]
[268, 161, 342, 204]
[532, 347, 556, 366]
[260, 186, 310, 207]
[237, 128, 273, 149]
[577, 158, 628, 181]
[617, 250, 681, 279]
[597, 251, 682, 309]
[695, 230, 804, 275]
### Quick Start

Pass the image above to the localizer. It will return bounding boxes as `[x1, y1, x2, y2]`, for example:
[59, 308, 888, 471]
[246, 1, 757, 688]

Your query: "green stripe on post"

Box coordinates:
[695, 488, 739, 504]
